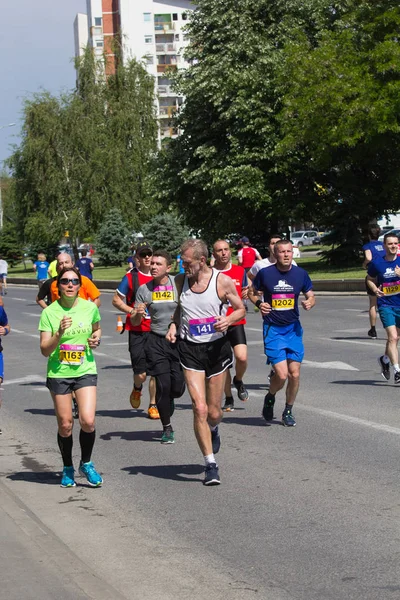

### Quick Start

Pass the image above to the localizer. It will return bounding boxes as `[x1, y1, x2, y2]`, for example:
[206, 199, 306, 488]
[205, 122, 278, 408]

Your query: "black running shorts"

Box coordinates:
[145, 332, 182, 377]
[46, 374, 98, 395]
[128, 331, 149, 374]
[226, 324, 247, 348]
[178, 336, 233, 379]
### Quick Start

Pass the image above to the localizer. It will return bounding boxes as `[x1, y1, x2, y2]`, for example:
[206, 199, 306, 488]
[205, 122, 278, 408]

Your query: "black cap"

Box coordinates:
[136, 240, 153, 254]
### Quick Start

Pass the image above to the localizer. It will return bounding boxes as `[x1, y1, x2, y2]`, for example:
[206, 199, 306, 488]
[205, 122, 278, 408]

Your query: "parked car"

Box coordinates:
[378, 228, 400, 242]
[290, 230, 320, 247]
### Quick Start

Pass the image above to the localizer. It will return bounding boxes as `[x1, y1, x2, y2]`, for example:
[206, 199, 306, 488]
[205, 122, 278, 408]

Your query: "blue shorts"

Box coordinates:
[0, 352, 4, 380]
[263, 321, 304, 365]
[379, 306, 400, 329]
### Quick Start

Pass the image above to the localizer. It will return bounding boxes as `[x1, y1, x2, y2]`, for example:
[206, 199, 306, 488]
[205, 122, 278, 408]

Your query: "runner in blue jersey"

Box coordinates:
[248, 239, 315, 427]
[362, 226, 386, 339]
[367, 233, 400, 383]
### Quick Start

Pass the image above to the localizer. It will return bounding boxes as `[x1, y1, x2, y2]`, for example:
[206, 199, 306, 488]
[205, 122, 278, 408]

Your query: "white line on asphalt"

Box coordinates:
[302, 359, 358, 371]
[2, 374, 45, 386]
[298, 404, 400, 436]
[95, 351, 131, 364]
[12, 328, 40, 339]
[10, 297, 26, 302]
[335, 328, 367, 333]
[321, 337, 376, 347]
[22, 312, 41, 317]
[102, 343, 127, 346]
[344, 309, 364, 312]
[246, 327, 262, 332]
[247, 340, 263, 346]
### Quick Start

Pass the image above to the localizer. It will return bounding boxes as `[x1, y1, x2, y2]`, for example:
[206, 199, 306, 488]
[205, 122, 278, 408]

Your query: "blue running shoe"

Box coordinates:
[211, 426, 221, 454]
[79, 461, 103, 487]
[61, 466, 76, 488]
[203, 463, 220, 486]
[282, 410, 296, 427]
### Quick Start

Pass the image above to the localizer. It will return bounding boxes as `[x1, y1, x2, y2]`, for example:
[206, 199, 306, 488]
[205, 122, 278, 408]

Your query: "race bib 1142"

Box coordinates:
[152, 285, 174, 302]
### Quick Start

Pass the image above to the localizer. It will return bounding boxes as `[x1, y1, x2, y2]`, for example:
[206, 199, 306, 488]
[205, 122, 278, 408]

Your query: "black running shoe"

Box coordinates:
[223, 397, 234, 412]
[368, 327, 377, 339]
[233, 376, 249, 401]
[262, 393, 275, 422]
[211, 426, 221, 454]
[203, 463, 220, 486]
[378, 356, 390, 381]
[395, 371, 400, 385]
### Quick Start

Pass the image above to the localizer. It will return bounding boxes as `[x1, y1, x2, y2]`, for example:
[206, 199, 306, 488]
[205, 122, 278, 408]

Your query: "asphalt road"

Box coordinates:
[1, 287, 399, 600]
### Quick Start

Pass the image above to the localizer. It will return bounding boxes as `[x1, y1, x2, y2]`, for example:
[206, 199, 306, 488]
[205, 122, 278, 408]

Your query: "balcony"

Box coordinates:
[155, 42, 177, 54]
[158, 85, 175, 96]
[154, 22, 176, 33]
[159, 106, 177, 118]
[157, 64, 177, 73]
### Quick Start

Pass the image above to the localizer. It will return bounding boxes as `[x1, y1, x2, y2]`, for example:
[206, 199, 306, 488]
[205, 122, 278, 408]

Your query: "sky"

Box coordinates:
[0, 0, 87, 167]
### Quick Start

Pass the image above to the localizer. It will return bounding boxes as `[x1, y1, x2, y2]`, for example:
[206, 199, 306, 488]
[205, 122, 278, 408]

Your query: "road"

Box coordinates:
[0, 287, 399, 600]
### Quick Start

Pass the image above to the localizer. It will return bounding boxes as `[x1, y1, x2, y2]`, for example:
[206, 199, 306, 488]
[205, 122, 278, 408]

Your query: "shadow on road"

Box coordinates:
[223, 415, 282, 427]
[7, 471, 60, 485]
[330, 379, 387, 386]
[96, 409, 146, 419]
[100, 430, 160, 442]
[331, 336, 377, 341]
[101, 365, 131, 370]
[19, 381, 46, 387]
[25, 408, 55, 416]
[122, 463, 203, 482]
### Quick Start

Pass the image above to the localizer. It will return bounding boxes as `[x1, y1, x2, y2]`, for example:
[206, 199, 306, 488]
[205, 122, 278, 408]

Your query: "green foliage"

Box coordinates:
[7, 46, 158, 251]
[0, 224, 22, 266]
[95, 208, 131, 266]
[140, 212, 190, 255]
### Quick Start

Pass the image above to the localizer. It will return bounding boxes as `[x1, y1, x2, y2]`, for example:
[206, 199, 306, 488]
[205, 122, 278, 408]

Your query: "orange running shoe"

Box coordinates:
[130, 388, 142, 409]
[148, 404, 160, 419]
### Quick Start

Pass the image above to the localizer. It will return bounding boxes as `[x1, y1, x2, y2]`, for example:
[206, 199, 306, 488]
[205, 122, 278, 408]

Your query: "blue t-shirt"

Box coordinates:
[368, 256, 400, 308]
[76, 257, 93, 280]
[34, 260, 49, 280]
[176, 255, 185, 274]
[362, 241, 385, 261]
[0, 306, 8, 353]
[253, 264, 313, 326]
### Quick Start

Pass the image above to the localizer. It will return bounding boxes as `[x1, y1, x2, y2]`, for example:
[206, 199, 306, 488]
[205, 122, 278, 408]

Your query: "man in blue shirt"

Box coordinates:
[33, 253, 49, 288]
[367, 233, 400, 383]
[76, 250, 94, 280]
[249, 239, 315, 426]
[362, 226, 386, 339]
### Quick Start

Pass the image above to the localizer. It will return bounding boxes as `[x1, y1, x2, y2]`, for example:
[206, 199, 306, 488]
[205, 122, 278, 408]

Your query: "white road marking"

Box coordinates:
[2, 374, 45, 386]
[344, 309, 364, 312]
[12, 327, 40, 339]
[246, 327, 262, 333]
[10, 297, 26, 302]
[103, 343, 127, 346]
[22, 312, 41, 317]
[247, 340, 263, 346]
[321, 337, 376, 347]
[298, 404, 400, 436]
[302, 360, 358, 371]
[95, 351, 131, 365]
[335, 328, 367, 333]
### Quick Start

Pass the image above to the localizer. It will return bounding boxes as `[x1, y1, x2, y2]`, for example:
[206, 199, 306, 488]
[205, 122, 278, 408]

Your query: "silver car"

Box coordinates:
[290, 230, 320, 247]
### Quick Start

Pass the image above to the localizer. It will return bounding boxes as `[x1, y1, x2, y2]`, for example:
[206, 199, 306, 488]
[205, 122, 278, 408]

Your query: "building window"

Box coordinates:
[96, 40, 103, 47]
[94, 17, 102, 26]
[175, 34, 180, 41]
[144, 13, 151, 22]
[182, 13, 188, 20]
[145, 35, 153, 44]
[172, 13, 178, 21]
[145, 55, 154, 65]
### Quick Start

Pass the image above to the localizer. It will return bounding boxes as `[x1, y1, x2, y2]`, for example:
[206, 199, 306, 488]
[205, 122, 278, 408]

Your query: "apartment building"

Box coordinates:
[75, 0, 195, 140]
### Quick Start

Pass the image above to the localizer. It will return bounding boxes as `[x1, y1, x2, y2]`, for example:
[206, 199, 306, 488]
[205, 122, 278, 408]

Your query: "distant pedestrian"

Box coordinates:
[76, 250, 94, 281]
[0, 256, 8, 296]
[33, 253, 50, 288]
[237, 238, 262, 273]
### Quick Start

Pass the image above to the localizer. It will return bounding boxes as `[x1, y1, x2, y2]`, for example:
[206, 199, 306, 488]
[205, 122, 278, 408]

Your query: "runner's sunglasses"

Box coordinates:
[59, 278, 80, 286]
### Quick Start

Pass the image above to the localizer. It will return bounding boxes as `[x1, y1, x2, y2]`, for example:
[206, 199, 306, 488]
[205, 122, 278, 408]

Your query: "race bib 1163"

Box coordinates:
[59, 344, 85, 365]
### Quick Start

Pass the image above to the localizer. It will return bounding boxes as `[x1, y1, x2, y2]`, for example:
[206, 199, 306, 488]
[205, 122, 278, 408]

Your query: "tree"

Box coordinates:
[0, 224, 22, 266]
[277, 1, 400, 250]
[95, 208, 131, 266]
[150, 0, 354, 241]
[140, 213, 190, 255]
[7, 45, 158, 253]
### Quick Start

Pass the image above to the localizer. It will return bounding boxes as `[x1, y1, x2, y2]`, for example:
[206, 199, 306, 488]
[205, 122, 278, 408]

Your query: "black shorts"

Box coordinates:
[128, 331, 149, 374]
[145, 332, 182, 377]
[178, 336, 233, 379]
[226, 324, 247, 347]
[365, 276, 376, 297]
[46, 374, 98, 395]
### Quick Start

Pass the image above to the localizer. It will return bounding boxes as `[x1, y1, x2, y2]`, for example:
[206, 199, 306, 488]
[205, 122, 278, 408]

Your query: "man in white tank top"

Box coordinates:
[166, 239, 245, 486]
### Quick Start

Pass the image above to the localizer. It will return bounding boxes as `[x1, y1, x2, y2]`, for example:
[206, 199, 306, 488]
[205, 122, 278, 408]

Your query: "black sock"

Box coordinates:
[284, 403, 293, 413]
[134, 384, 143, 391]
[225, 395, 234, 402]
[163, 423, 173, 431]
[233, 376, 242, 384]
[80, 429, 96, 464]
[57, 433, 73, 467]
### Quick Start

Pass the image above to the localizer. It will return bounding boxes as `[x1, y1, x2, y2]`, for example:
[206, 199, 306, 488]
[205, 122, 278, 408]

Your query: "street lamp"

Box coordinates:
[0, 122, 17, 228]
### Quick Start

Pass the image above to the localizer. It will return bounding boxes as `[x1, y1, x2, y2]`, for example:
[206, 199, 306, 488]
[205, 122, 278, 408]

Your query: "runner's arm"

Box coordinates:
[301, 290, 316, 311]
[366, 274, 384, 297]
[88, 322, 102, 348]
[165, 274, 184, 342]
[215, 274, 245, 331]
[112, 290, 134, 315]
[362, 249, 372, 269]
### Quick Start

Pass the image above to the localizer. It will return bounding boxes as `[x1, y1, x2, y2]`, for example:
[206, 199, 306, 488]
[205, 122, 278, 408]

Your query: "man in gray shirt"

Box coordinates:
[132, 250, 185, 444]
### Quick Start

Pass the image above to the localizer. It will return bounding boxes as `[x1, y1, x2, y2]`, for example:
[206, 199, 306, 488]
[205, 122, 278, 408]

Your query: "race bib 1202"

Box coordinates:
[271, 294, 295, 310]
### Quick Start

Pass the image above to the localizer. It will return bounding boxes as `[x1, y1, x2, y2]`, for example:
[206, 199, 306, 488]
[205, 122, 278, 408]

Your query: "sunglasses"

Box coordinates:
[139, 252, 152, 257]
[59, 278, 80, 286]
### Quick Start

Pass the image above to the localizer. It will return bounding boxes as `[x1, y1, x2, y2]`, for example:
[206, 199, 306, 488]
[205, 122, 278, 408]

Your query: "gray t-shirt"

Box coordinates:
[135, 275, 178, 335]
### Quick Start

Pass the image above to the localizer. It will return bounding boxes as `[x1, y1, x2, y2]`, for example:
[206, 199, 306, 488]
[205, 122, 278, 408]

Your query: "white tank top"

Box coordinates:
[180, 268, 227, 343]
